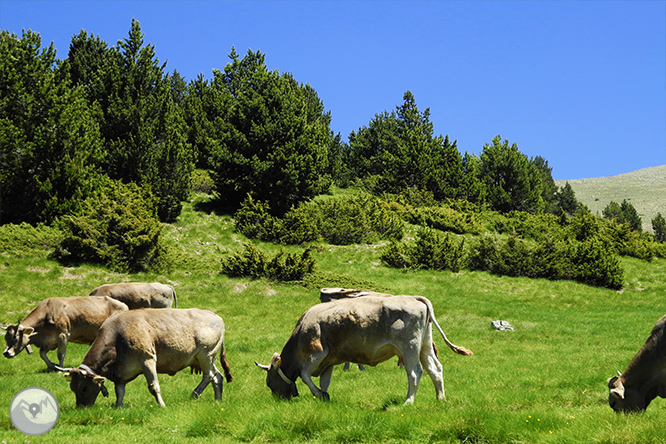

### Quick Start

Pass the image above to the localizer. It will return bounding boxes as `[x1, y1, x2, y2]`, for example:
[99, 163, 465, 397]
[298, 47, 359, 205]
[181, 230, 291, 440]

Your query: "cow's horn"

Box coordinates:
[54, 365, 72, 373]
[617, 370, 622, 377]
[255, 362, 270, 371]
[0, 324, 8, 330]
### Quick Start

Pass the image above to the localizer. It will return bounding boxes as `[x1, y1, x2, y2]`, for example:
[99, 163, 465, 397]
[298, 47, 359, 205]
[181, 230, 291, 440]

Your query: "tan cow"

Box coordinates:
[89, 282, 177, 309]
[607, 314, 666, 412]
[57, 308, 233, 408]
[318, 288, 392, 371]
[2, 296, 128, 370]
[256, 295, 472, 404]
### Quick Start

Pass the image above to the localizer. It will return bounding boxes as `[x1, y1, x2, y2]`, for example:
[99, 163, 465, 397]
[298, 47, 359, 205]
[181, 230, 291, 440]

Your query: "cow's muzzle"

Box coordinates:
[3, 349, 15, 358]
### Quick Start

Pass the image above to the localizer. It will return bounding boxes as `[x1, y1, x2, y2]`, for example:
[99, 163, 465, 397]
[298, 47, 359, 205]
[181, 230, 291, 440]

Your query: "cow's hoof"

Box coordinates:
[322, 392, 330, 402]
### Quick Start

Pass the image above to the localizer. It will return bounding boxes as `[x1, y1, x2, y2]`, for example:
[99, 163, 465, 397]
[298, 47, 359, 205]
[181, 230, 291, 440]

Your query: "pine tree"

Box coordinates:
[209, 47, 332, 216]
[652, 213, 666, 242]
[68, 19, 194, 221]
[479, 136, 544, 213]
[0, 30, 104, 224]
[347, 91, 464, 199]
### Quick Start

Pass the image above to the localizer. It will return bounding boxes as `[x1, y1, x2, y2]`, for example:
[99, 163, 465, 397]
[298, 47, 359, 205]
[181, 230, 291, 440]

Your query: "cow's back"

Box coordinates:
[90, 282, 175, 309]
[35, 296, 127, 344]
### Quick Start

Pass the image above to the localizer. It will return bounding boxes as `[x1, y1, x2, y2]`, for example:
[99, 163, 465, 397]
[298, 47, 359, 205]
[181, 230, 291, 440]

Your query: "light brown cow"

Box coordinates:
[256, 295, 472, 404]
[57, 308, 233, 408]
[89, 282, 177, 309]
[607, 314, 666, 412]
[2, 296, 128, 370]
[319, 288, 391, 371]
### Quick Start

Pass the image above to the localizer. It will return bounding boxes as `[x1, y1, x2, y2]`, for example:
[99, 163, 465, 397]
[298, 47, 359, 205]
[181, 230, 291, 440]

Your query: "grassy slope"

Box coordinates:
[555, 164, 666, 232]
[1, 191, 666, 443]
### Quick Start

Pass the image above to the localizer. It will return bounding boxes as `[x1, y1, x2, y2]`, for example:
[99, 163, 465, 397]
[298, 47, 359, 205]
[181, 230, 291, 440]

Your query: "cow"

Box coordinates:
[318, 288, 391, 371]
[256, 295, 472, 404]
[2, 296, 128, 370]
[56, 308, 233, 408]
[607, 314, 666, 412]
[89, 282, 177, 309]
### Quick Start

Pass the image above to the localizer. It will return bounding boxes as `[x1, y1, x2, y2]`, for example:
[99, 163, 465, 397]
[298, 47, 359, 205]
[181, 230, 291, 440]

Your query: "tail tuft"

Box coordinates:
[454, 346, 473, 356]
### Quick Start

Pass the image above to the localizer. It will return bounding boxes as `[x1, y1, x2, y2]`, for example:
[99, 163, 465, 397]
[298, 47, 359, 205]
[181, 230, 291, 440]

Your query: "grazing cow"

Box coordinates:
[2, 296, 128, 370]
[607, 314, 666, 412]
[89, 282, 177, 309]
[256, 295, 472, 404]
[57, 308, 233, 408]
[319, 288, 391, 371]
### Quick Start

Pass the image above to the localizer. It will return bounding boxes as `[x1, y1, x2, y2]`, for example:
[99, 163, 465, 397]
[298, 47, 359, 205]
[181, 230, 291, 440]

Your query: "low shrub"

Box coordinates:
[234, 194, 404, 245]
[53, 179, 167, 272]
[381, 228, 466, 272]
[405, 206, 484, 235]
[220, 242, 317, 281]
[0, 222, 61, 258]
[467, 232, 624, 289]
[568, 237, 624, 290]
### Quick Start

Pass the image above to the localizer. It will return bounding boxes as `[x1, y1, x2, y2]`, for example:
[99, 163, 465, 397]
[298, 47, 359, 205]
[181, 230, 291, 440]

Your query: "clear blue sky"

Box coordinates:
[2, 0, 664, 180]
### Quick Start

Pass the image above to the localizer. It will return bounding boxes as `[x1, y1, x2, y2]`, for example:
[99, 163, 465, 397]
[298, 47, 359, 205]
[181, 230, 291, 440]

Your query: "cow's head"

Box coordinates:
[59, 366, 109, 407]
[2, 324, 36, 358]
[255, 353, 299, 400]
[607, 372, 663, 413]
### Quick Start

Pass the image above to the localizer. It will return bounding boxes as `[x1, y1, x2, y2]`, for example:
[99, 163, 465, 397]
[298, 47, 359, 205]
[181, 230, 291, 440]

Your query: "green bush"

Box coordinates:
[405, 206, 484, 235]
[220, 242, 317, 281]
[191, 169, 216, 194]
[234, 194, 404, 245]
[54, 179, 167, 272]
[0, 222, 61, 258]
[569, 237, 624, 289]
[233, 195, 284, 242]
[380, 228, 466, 272]
[467, 232, 623, 289]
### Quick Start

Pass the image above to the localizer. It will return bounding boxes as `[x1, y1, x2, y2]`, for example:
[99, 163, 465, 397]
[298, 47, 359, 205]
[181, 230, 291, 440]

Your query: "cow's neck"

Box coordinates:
[280, 337, 303, 382]
[82, 331, 118, 380]
[623, 321, 666, 395]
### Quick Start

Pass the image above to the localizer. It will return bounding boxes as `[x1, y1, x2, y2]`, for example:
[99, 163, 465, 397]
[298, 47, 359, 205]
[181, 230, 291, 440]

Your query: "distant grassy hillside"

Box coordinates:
[555, 165, 666, 232]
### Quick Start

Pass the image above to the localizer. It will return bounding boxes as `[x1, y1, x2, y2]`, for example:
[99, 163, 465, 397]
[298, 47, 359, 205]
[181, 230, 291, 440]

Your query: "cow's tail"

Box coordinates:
[171, 286, 178, 308]
[416, 296, 473, 356]
[220, 345, 234, 383]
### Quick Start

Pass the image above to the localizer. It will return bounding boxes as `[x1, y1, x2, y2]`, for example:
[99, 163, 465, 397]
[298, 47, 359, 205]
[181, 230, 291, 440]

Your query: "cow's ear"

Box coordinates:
[93, 375, 107, 385]
[22, 327, 36, 338]
[100, 384, 109, 398]
[607, 375, 619, 387]
[271, 353, 282, 368]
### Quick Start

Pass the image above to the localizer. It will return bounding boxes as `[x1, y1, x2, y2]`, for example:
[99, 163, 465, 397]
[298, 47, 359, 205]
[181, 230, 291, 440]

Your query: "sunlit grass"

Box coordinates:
[1, 197, 666, 443]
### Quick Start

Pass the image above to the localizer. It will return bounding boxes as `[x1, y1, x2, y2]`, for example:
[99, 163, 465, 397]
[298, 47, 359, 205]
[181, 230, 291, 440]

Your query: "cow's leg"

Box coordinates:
[420, 344, 446, 400]
[56, 333, 69, 367]
[402, 349, 423, 405]
[319, 365, 334, 397]
[191, 354, 220, 400]
[300, 371, 330, 401]
[142, 360, 166, 407]
[39, 348, 57, 370]
[212, 368, 224, 400]
[115, 383, 126, 408]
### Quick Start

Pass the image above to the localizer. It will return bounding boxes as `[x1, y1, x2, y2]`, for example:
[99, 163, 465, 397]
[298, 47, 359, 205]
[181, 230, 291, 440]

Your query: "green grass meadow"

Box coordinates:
[2, 195, 666, 443]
